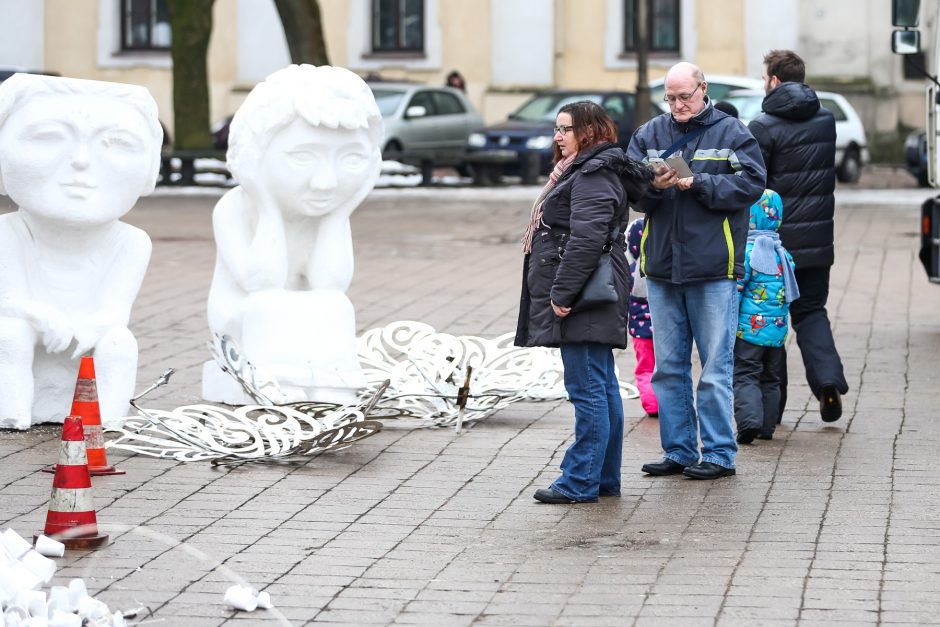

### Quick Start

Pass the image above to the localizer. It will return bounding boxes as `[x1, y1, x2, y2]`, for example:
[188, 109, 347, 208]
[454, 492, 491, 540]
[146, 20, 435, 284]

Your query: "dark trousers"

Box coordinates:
[734, 339, 785, 437]
[778, 266, 848, 414]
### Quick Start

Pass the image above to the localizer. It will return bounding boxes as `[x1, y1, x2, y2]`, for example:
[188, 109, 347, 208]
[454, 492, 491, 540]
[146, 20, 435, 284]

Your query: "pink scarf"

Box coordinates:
[521, 152, 577, 253]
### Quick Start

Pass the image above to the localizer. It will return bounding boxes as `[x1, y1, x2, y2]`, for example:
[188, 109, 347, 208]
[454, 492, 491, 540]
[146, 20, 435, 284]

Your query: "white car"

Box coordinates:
[721, 89, 870, 183]
[649, 74, 765, 107]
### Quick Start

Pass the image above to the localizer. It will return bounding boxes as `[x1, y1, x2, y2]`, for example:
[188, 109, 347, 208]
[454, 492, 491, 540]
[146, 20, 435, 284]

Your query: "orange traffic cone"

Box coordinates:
[44, 356, 126, 476]
[34, 415, 109, 549]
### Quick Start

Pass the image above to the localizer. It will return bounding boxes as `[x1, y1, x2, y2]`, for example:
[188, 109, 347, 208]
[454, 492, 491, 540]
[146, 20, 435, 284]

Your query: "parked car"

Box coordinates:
[467, 90, 660, 177]
[211, 82, 483, 171]
[904, 129, 929, 187]
[369, 82, 483, 168]
[721, 89, 870, 183]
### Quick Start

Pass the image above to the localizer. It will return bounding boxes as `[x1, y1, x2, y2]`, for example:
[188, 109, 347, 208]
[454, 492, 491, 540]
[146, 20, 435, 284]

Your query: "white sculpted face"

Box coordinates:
[261, 120, 376, 218]
[0, 93, 154, 225]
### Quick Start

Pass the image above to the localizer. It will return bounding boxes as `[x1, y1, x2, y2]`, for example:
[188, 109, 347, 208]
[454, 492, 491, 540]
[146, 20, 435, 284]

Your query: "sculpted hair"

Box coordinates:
[0, 73, 164, 195]
[763, 49, 806, 84]
[552, 100, 618, 164]
[227, 64, 384, 181]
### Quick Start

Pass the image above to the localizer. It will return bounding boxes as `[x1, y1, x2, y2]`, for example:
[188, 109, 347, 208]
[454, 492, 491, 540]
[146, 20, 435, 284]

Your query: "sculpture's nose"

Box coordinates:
[70, 142, 90, 171]
[308, 166, 337, 191]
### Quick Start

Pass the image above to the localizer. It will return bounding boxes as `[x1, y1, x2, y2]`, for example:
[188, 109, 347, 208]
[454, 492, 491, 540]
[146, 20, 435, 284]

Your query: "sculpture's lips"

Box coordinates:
[303, 196, 335, 209]
[61, 181, 97, 198]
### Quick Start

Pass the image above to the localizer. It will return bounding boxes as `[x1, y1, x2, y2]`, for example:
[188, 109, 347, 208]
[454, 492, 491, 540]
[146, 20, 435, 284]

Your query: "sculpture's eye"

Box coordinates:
[340, 153, 367, 169]
[29, 128, 66, 143]
[288, 150, 317, 165]
[101, 133, 139, 150]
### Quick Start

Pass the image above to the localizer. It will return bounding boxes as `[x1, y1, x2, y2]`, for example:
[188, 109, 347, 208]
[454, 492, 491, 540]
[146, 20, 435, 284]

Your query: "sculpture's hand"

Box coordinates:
[25, 305, 74, 354]
[71, 324, 102, 360]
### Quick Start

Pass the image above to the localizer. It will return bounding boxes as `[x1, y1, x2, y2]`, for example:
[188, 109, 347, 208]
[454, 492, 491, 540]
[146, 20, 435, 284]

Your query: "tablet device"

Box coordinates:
[649, 155, 693, 179]
[664, 155, 693, 178]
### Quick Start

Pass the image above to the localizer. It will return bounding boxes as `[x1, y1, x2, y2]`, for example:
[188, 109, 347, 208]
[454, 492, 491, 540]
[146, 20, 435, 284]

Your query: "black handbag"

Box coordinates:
[570, 225, 620, 312]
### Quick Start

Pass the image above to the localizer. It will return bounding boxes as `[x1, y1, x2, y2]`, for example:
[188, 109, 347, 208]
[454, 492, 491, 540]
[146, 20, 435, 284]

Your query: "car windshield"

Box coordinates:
[510, 93, 604, 122]
[370, 89, 406, 117]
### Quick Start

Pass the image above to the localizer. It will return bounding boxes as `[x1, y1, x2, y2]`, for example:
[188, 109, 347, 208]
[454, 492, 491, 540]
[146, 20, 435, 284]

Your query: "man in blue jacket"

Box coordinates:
[627, 62, 766, 480]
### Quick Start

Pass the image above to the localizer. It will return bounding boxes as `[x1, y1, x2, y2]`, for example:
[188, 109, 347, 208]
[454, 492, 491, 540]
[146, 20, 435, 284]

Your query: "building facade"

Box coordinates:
[0, 0, 929, 144]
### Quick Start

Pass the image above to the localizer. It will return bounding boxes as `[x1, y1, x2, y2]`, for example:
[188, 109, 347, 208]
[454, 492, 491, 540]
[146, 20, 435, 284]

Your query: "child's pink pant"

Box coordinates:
[632, 337, 658, 414]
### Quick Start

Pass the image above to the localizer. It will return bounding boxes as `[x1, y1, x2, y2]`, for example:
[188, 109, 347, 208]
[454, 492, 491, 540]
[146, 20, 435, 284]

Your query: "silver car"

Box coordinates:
[369, 82, 483, 167]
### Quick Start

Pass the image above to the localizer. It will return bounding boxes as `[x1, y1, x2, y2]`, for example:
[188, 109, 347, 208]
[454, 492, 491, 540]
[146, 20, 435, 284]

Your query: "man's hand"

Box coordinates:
[676, 176, 694, 191]
[651, 165, 678, 190]
[551, 301, 571, 318]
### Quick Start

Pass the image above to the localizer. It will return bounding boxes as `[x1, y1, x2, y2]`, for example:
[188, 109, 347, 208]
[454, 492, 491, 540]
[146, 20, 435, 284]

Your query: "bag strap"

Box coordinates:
[660, 120, 718, 159]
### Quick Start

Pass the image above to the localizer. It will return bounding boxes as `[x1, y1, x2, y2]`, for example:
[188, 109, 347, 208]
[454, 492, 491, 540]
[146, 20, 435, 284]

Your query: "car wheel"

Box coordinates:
[383, 140, 403, 162]
[837, 146, 861, 183]
[455, 162, 474, 178]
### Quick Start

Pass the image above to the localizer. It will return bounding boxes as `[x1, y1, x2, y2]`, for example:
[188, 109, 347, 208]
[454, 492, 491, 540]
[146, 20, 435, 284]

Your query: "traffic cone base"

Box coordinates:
[37, 415, 109, 551]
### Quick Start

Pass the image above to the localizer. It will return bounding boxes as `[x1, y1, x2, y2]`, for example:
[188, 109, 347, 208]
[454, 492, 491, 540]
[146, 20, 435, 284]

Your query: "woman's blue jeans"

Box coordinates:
[551, 343, 624, 501]
[646, 278, 738, 469]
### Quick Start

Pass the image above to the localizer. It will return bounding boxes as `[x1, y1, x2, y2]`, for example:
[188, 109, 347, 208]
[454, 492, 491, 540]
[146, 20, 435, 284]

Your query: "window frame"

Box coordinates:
[622, 0, 680, 56]
[120, 0, 171, 52]
[371, 0, 425, 54]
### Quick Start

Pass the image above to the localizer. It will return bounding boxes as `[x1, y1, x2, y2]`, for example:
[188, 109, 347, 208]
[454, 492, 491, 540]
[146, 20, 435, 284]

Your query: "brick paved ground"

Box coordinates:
[1, 185, 939, 626]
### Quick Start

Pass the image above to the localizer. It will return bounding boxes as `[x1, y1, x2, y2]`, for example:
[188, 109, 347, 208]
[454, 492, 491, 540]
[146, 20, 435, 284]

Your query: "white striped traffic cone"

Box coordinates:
[35, 415, 109, 550]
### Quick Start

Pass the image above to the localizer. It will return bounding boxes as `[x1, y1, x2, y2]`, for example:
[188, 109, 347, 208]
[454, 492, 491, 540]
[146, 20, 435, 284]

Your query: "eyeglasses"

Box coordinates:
[663, 82, 703, 105]
[553, 125, 576, 135]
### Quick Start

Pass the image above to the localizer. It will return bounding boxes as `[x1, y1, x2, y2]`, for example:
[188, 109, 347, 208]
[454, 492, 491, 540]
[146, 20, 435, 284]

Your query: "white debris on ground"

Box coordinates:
[0, 528, 126, 627]
[223, 585, 273, 612]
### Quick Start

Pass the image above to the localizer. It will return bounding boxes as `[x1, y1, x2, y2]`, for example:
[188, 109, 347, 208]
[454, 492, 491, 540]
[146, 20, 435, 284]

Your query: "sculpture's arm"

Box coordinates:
[213, 189, 288, 292]
[0, 239, 74, 353]
[306, 213, 353, 290]
[71, 227, 153, 358]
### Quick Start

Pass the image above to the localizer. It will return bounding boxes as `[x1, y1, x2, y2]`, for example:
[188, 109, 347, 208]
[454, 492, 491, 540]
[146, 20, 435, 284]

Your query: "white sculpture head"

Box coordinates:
[0, 74, 163, 227]
[227, 65, 384, 219]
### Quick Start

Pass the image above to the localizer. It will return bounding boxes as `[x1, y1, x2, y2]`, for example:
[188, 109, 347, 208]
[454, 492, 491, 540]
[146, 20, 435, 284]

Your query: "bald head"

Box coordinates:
[663, 62, 707, 122]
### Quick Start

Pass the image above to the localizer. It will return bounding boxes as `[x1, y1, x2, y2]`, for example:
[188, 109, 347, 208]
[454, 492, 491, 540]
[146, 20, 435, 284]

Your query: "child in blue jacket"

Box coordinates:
[734, 190, 799, 443]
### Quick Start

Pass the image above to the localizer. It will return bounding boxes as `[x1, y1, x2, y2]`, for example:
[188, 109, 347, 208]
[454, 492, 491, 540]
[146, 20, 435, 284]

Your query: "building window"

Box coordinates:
[372, 0, 424, 53]
[623, 0, 679, 54]
[121, 0, 171, 51]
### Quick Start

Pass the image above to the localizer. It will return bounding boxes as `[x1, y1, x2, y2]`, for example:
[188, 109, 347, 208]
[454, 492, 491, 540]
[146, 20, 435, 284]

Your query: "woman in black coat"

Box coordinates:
[516, 100, 650, 504]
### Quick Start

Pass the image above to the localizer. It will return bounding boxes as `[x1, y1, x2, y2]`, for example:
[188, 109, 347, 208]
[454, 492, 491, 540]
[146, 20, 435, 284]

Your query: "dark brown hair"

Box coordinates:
[552, 100, 618, 164]
[763, 49, 806, 84]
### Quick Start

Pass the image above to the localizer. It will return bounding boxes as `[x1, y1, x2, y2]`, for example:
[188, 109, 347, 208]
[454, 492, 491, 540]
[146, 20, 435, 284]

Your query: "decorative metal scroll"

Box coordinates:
[354, 321, 639, 428]
[105, 321, 639, 462]
[105, 371, 383, 463]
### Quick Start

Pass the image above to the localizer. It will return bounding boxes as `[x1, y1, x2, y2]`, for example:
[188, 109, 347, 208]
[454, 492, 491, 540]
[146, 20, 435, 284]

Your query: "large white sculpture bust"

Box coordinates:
[202, 65, 383, 404]
[0, 74, 161, 429]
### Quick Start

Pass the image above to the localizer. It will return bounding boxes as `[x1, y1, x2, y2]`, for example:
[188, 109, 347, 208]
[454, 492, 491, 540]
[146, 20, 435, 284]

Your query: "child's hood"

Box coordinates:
[749, 189, 783, 232]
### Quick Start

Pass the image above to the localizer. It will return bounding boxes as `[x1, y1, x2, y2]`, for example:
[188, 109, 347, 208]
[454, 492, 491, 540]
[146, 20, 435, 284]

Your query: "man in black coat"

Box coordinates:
[747, 49, 848, 423]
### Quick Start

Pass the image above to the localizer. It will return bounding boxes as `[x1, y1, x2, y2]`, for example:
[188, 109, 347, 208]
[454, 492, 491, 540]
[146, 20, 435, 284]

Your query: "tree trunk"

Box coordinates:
[167, 0, 215, 150]
[634, 0, 652, 127]
[274, 0, 330, 65]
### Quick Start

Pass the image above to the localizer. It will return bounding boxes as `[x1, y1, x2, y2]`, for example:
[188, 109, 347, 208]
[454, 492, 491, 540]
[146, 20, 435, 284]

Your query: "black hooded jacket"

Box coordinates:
[515, 143, 650, 349]
[748, 82, 837, 269]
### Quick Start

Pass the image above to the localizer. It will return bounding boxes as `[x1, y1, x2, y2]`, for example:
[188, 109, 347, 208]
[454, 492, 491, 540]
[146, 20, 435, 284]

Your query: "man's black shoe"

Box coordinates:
[641, 459, 686, 476]
[736, 427, 759, 444]
[683, 462, 736, 480]
[534, 488, 592, 504]
[819, 384, 842, 422]
[757, 433, 773, 440]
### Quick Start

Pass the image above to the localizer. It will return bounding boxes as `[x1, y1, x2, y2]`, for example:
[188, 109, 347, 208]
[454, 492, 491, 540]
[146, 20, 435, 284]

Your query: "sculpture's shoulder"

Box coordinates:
[0, 212, 27, 247]
[113, 220, 153, 261]
[212, 187, 245, 223]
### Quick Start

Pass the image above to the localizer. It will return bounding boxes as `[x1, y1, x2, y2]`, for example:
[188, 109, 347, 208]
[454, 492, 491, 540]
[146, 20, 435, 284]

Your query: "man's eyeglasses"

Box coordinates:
[663, 82, 703, 105]
[553, 125, 576, 135]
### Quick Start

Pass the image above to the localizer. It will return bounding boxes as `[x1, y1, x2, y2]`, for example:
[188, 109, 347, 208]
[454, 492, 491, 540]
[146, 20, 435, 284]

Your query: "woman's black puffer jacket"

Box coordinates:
[515, 142, 650, 348]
